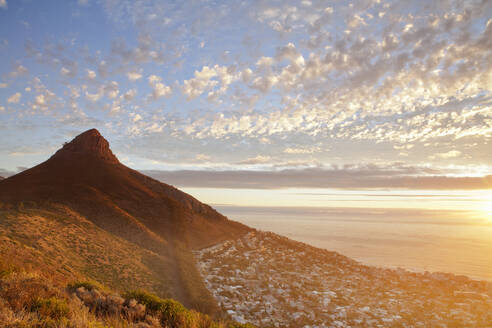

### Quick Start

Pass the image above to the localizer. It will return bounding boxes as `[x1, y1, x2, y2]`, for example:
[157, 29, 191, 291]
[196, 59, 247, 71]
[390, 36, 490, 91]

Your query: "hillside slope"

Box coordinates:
[0, 259, 255, 328]
[0, 129, 250, 314]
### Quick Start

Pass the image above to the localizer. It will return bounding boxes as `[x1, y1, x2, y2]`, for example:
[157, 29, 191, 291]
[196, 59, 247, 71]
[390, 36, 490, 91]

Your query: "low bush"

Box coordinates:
[30, 297, 70, 320]
[67, 280, 105, 292]
[1, 270, 257, 328]
[123, 290, 192, 327]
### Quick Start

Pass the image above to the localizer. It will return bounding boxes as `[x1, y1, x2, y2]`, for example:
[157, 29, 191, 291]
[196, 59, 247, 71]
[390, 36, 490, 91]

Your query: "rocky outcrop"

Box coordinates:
[51, 129, 119, 163]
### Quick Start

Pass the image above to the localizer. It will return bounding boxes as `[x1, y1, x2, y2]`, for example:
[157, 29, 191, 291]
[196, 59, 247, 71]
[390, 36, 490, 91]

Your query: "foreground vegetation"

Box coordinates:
[0, 260, 255, 328]
[0, 204, 221, 315]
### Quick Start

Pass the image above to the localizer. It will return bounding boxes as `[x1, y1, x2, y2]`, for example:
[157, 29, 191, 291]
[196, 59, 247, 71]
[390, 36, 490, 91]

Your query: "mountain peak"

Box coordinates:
[51, 128, 119, 163]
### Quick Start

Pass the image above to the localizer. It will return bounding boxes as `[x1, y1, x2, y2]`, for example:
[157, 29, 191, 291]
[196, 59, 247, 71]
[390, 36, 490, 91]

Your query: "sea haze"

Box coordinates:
[215, 205, 492, 281]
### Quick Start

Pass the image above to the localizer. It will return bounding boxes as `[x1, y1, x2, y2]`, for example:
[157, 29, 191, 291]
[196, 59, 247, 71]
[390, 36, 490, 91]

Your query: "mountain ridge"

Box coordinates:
[0, 128, 250, 314]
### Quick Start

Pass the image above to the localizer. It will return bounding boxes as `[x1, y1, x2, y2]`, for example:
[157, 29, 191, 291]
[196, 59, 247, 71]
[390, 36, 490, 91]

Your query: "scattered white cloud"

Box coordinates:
[86, 69, 96, 80]
[104, 81, 119, 99]
[34, 94, 46, 106]
[60, 67, 71, 76]
[85, 91, 102, 102]
[127, 71, 142, 81]
[430, 150, 462, 160]
[148, 75, 171, 99]
[132, 113, 142, 123]
[7, 92, 21, 103]
[237, 155, 272, 165]
[123, 88, 137, 101]
[195, 154, 211, 162]
[8, 64, 28, 79]
[1, 0, 491, 173]
[31, 88, 55, 111]
[283, 146, 321, 154]
[182, 66, 219, 99]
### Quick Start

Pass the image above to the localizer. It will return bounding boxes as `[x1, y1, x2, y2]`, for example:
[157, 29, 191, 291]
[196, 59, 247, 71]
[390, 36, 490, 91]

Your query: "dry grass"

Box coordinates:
[0, 262, 255, 328]
[0, 206, 173, 297]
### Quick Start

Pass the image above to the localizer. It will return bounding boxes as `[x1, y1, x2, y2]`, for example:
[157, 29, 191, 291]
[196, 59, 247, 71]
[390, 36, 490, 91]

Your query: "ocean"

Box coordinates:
[215, 205, 492, 281]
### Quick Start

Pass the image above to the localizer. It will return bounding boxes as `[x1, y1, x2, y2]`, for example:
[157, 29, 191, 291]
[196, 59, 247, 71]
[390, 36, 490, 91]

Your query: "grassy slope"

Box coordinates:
[0, 204, 221, 315]
[0, 205, 174, 297]
[0, 262, 255, 328]
[0, 199, 233, 316]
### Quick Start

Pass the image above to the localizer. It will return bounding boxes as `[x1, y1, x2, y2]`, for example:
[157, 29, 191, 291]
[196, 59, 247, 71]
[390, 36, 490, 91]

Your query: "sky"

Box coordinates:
[0, 0, 491, 211]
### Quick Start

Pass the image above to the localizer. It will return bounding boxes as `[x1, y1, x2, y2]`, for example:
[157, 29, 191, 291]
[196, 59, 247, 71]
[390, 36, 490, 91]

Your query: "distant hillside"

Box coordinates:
[196, 231, 492, 327]
[0, 129, 250, 315]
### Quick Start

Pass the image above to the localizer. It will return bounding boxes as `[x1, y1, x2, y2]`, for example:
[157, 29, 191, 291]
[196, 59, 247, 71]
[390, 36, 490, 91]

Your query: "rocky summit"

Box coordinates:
[51, 128, 119, 163]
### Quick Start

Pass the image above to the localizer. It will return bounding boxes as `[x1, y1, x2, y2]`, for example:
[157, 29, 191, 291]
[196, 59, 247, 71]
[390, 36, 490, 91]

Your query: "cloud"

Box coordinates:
[34, 94, 46, 106]
[7, 92, 21, 103]
[195, 154, 211, 162]
[103, 81, 119, 99]
[132, 113, 142, 123]
[127, 71, 142, 81]
[32, 89, 55, 111]
[181, 65, 241, 100]
[0, 0, 6, 9]
[60, 66, 76, 77]
[8, 64, 28, 79]
[85, 90, 103, 102]
[161, 0, 492, 146]
[237, 155, 272, 165]
[86, 69, 97, 79]
[182, 66, 220, 99]
[123, 88, 137, 101]
[1, 0, 491, 174]
[431, 150, 462, 159]
[283, 146, 321, 154]
[144, 166, 492, 190]
[111, 34, 166, 65]
[0, 83, 7, 88]
[148, 75, 171, 99]
[85, 81, 120, 102]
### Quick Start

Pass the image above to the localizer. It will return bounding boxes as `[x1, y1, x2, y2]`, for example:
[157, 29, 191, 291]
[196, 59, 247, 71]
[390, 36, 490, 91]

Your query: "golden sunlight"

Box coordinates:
[481, 191, 492, 219]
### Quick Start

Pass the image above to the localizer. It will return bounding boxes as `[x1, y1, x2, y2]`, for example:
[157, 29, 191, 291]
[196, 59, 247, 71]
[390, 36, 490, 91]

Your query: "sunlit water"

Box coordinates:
[216, 206, 492, 281]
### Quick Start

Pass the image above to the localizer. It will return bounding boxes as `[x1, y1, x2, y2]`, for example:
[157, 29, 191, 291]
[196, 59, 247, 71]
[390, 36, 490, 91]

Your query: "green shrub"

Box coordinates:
[160, 299, 191, 327]
[123, 290, 195, 327]
[67, 280, 104, 292]
[123, 290, 164, 312]
[30, 297, 69, 320]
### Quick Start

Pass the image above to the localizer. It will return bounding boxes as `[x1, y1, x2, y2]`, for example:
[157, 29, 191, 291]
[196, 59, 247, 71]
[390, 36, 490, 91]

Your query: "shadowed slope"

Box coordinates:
[0, 129, 248, 248]
[0, 128, 250, 314]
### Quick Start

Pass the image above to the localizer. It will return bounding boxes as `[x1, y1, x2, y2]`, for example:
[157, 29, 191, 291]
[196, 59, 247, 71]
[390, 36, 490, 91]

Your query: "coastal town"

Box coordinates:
[195, 231, 492, 327]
